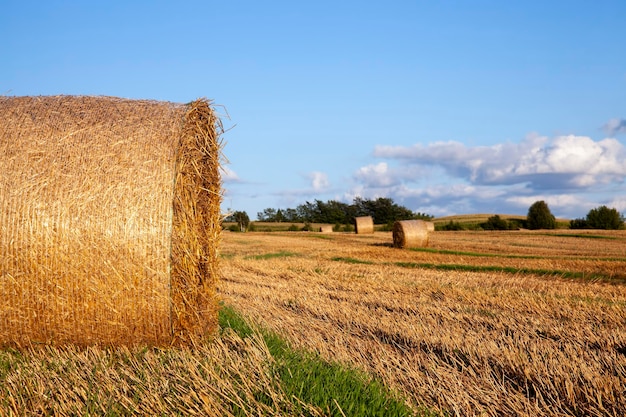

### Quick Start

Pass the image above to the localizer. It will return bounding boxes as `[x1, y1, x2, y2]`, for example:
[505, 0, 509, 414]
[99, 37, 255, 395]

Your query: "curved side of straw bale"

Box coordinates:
[354, 216, 374, 234]
[393, 220, 430, 248]
[0, 95, 223, 347]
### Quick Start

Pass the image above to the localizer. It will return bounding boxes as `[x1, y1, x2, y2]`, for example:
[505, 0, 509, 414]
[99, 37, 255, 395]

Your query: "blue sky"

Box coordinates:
[3, 1, 625, 219]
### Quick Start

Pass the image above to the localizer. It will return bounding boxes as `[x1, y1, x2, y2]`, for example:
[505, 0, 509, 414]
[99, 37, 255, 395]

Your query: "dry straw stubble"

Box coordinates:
[219, 231, 626, 416]
[0, 95, 223, 347]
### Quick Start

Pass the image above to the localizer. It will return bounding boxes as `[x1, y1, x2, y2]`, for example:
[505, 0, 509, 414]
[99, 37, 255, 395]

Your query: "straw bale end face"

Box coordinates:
[0, 95, 223, 347]
[393, 220, 430, 248]
[170, 98, 224, 346]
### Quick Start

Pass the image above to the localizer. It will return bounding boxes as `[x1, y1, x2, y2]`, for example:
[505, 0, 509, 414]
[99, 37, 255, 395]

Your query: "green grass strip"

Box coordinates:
[331, 257, 375, 265]
[332, 256, 625, 283]
[306, 234, 334, 240]
[393, 262, 624, 283]
[408, 247, 626, 262]
[219, 304, 428, 417]
[408, 247, 542, 259]
[544, 233, 621, 240]
[245, 251, 299, 260]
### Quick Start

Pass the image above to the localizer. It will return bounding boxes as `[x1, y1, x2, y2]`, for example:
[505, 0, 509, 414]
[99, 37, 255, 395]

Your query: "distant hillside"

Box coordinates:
[433, 213, 571, 228]
[434, 213, 526, 223]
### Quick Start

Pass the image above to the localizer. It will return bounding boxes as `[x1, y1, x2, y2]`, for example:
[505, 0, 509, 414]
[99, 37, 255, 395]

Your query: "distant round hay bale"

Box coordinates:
[426, 221, 435, 232]
[354, 216, 374, 234]
[393, 220, 430, 248]
[0, 95, 223, 347]
[318, 225, 333, 233]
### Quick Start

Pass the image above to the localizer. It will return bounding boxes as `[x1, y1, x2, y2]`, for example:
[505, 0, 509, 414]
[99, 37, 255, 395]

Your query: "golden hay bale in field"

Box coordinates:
[426, 221, 435, 232]
[318, 225, 333, 233]
[354, 216, 374, 234]
[393, 220, 430, 248]
[0, 95, 223, 347]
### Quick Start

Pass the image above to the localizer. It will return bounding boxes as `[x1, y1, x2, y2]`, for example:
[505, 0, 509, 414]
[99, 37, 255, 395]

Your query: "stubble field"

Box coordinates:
[220, 229, 626, 416]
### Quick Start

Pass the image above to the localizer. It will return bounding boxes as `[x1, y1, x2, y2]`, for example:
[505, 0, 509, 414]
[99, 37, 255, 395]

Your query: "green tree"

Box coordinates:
[353, 197, 415, 224]
[283, 208, 299, 222]
[527, 200, 556, 229]
[233, 211, 250, 232]
[414, 212, 435, 221]
[584, 205, 625, 230]
[257, 208, 277, 222]
[316, 200, 350, 224]
[296, 201, 317, 223]
[275, 209, 286, 222]
[258, 197, 431, 227]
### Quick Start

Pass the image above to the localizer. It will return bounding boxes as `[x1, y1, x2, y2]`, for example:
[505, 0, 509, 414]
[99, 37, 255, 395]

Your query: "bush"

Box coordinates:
[573, 206, 625, 230]
[527, 201, 556, 229]
[342, 224, 354, 232]
[482, 215, 509, 230]
[287, 224, 299, 232]
[438, 220, 465, 231]
[379, 221, 395, 232]
[569, 218, 589, 229]
[333, 223, 354, 232]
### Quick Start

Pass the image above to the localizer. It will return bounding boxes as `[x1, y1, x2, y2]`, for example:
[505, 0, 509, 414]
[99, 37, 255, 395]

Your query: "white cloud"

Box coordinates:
[605, 196, 626, 213]
[373, 134, 626, 190]
[505, 194, 591, 215]
[353, 162, 397, 187]
[603, 118, 626, 136]
[307, 171, 330, 191]
[345, 133, 626, 218]
[221, 166, 240, 182]
[353, 162, 434, 189]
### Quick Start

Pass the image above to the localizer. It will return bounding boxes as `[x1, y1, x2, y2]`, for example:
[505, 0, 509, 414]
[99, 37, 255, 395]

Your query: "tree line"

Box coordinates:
[225, 199, 624, 232]
[461, 201, 625, 231]
[526, 201, 624, 230]
[255, 197, 433, 225]
[223, 197, 433, 229]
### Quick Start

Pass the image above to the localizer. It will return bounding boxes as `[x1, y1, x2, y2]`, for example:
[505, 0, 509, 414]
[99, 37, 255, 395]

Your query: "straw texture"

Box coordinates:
[393, 220, 430, 248]
[0, 95, 223, 347]
[354, 216, 374, 234]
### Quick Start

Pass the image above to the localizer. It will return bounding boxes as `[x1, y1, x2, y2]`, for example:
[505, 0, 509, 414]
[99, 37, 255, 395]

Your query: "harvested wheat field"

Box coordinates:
[220, 229, 626, 416]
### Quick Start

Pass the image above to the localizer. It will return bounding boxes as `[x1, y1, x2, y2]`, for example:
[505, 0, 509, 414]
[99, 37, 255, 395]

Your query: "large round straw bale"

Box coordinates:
[318, 225, 333, 233]
[393, 220, 430, 248]
[354, 216, 374, 234]
[0, 95, 223, 347]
